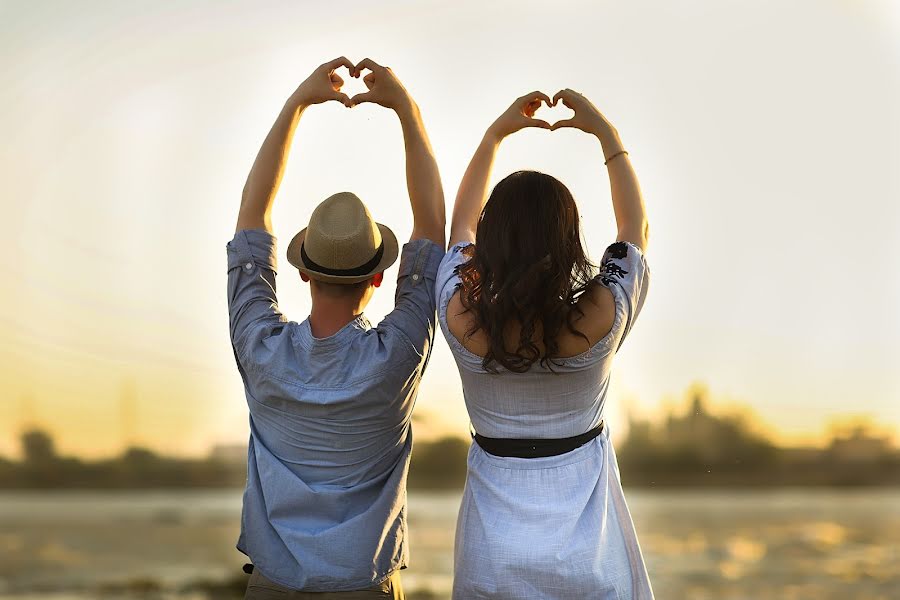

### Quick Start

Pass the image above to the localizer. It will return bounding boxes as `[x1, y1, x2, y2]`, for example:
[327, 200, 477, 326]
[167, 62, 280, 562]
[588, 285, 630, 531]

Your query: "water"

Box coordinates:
[0, 489, 898, 599]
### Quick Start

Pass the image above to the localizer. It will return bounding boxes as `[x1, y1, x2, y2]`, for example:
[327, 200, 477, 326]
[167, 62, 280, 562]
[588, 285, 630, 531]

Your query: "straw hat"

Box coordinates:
[286, 192, 399, 284]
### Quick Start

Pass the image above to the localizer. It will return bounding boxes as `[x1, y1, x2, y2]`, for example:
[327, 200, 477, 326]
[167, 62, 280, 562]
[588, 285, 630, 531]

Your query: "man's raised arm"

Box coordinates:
[349, 58, 446, 247]
[236, 57, 355, 233]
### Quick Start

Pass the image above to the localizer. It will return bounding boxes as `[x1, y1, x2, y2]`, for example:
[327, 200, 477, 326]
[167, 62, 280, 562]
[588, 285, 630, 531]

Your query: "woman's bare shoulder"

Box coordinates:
[445, 281, 618, 359]
[572, 280, 617, 347]
[446, 290, 490, 357]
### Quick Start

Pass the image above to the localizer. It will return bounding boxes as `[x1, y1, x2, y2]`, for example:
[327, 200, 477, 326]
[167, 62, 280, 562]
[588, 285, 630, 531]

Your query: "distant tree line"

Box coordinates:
[2, 388, 898, 489]
[616, 388, 900, 487]
[0, 428, 471, 490]
[0, 430, 246, 489]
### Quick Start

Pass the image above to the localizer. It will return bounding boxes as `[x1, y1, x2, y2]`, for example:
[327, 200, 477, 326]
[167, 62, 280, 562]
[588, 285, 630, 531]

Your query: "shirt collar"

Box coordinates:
[298, 314, 371, 349]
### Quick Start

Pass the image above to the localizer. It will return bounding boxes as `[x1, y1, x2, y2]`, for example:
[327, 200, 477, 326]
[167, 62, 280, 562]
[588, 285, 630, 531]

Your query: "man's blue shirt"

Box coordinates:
[226, 229, 443, 591]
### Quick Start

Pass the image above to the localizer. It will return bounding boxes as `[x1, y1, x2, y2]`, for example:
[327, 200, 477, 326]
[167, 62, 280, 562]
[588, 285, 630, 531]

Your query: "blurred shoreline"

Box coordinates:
[2, 488, 898, 600]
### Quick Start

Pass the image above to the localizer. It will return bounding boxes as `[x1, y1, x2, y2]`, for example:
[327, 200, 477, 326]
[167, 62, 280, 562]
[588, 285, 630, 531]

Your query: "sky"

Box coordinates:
[1, 0, 898, 458]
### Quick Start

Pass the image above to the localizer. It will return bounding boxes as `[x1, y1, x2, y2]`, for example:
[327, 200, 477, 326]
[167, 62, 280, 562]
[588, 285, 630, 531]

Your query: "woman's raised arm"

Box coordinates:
[551, 89, 649, 252]
[448, 92, 552, 248]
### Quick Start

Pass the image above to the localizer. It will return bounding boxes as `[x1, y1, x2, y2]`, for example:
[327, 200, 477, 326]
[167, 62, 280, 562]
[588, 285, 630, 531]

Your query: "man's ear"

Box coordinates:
[372, 272, 384, 288]
[300, 272, 310, 283]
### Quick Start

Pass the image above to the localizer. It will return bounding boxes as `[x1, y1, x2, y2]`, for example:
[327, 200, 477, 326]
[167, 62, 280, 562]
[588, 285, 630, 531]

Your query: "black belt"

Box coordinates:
[473, 421, 604, 458]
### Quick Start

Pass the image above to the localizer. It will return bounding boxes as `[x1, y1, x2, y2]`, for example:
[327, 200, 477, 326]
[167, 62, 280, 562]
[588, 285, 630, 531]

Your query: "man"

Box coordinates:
[226, 56, 445, 599]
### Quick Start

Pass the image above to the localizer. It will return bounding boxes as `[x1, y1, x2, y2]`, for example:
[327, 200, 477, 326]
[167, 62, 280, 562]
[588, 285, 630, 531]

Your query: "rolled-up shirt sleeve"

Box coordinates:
[226, 229, 287, 357]
[378, 239, 445, 360]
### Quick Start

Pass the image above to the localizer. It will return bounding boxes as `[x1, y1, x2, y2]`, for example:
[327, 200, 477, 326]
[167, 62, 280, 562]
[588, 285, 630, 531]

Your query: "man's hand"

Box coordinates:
[486, 92, 553, 141]
[449, 92, 553, 247]
[288, 56, 355, 109]
[550, 89, 646, 250]
[347, 58, 445, 245]
[349, 58, 413, 113]
[237, 57, 357, 233]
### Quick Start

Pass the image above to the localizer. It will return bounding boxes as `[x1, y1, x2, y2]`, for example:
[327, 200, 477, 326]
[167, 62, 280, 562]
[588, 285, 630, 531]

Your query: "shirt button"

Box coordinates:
[244, 262, 253, 271]
[411, 274, 420, 281]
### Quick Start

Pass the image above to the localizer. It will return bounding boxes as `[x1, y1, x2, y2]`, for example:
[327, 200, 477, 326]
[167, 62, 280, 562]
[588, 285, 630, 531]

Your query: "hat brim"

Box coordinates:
[286, 224, 400, 284]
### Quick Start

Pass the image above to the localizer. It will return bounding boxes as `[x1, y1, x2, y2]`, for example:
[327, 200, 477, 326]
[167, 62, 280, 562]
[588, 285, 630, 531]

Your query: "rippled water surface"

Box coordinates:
[1, 489, 898, 599]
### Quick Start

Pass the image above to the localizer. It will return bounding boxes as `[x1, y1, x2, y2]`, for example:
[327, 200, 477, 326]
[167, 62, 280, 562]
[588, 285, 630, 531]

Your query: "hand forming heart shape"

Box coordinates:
[289, 56, 412, 111]
[533, 99, 576, 128]
[291, 58, 610, 138]
[488, 89, 611, 139]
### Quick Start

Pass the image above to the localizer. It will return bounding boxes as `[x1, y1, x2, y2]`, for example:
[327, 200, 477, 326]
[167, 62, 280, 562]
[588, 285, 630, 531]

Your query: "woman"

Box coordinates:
[436, 89, 653, 599]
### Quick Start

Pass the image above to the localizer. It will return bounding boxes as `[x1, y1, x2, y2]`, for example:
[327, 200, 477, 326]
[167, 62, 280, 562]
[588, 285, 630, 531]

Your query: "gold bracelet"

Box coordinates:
[604, 150, 629, 165]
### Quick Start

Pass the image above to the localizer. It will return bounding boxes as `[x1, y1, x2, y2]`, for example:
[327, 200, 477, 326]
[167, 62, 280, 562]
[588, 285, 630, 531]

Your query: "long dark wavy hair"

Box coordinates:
[456, 170, 596, 373]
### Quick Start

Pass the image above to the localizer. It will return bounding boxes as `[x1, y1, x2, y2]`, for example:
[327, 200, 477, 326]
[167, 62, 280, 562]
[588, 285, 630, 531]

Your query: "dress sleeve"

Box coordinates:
[435, 242, 474, 325]
[596, 241, 650, 351]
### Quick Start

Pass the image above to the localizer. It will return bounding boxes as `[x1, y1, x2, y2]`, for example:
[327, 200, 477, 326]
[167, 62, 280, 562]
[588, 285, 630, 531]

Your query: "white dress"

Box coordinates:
[435, 240, 654, 600]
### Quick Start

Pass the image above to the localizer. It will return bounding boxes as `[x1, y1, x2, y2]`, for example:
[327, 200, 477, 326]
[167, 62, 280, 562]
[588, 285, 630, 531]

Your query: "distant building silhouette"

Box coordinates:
[21, 429, 56, 464]
[829, 425, 892, 463]
[617, 384, 899, 487]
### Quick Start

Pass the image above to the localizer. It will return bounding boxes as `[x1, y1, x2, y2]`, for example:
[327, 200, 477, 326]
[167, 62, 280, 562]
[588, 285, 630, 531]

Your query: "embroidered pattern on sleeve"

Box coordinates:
[607, 241, 629, 259]
[598, 242, 629, 286]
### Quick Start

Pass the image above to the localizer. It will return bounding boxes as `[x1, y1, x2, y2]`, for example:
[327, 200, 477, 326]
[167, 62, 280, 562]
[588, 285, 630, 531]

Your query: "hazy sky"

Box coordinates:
[1, 0, 898, 458]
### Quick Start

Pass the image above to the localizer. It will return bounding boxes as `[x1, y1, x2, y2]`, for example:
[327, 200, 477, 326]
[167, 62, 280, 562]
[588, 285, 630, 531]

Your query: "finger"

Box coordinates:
[349, 91, 377, 106]
[323, 56, 354, 73]
[354, 57, 383, 75]
[529, 119, 552, 129]
[563, 88, 586, 107]
[363, 72, 375, 90]
[334, 90, 353, 108]
[520, 90, 552, 106]
[550, 118, 577, 131]
[330, 73, 345, 91]
[525, 97, 543, 108]
[534, 91, 553, 106]
[553, 90, 571, 106]
[553, 89, 577, 106]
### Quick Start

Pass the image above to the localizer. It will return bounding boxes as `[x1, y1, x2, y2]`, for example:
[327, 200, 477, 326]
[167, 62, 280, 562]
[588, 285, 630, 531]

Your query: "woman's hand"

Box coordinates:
[487, 92, 553, 141]
[288, 56, 355, 109]
[550, 90, 647, 250]
[550, 89, 619, 145]
[450, 93, 552, 247]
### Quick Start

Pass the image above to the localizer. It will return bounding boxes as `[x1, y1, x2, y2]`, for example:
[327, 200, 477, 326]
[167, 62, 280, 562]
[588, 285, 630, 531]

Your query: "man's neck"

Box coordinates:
[308, 301, 364, 339]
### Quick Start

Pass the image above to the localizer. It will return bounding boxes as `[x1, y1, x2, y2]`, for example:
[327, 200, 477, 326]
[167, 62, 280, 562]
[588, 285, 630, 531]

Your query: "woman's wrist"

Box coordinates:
[283, 94, 308, 115]
[393, 96, 418, 122]
[484, 123, 506, 146]
[594, 124, 623, 154]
